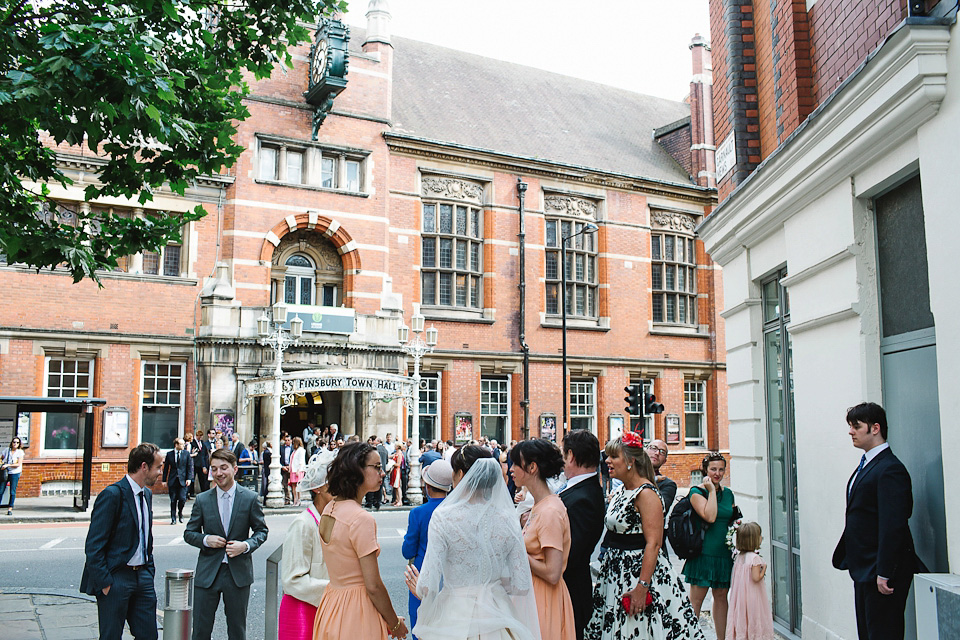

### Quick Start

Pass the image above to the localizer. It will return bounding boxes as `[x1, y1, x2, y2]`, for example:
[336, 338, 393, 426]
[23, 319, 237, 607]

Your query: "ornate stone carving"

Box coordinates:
[421, 176, 484, 203]
[651, 211, 697, 232]
[544, 194, 598, 218]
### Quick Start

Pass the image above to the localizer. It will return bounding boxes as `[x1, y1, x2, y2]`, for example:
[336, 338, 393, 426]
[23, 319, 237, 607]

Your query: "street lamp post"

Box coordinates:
[560, 222, 599, 435]
[257, 302, 303, 509]
[398, 313, 438, 506]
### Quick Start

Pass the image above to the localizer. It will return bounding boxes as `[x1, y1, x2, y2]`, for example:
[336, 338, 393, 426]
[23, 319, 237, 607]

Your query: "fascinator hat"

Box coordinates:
[300, 448, 337, 492]
[621, 430, 644, 448]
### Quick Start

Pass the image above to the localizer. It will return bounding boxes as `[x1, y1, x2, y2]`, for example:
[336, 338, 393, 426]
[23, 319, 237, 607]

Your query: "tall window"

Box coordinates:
[258, 138, 365, 193]
[545, 219, 598, 317]
[570, 380, 596, 432]
[44, 359, 93, 450]
[480, 377, 509, 443]
[652, 233, 697, 325]
[410, 374, 440, 442]
[683, 381, 706, 447]
[142, 363, 184, 448]
[284, 254, 315, 305]
[762, 269, 801, 632]
[421, 203, 483, 309]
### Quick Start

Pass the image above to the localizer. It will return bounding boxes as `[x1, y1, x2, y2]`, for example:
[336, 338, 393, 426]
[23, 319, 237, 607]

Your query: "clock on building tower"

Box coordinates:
[304, 17, 349, 140]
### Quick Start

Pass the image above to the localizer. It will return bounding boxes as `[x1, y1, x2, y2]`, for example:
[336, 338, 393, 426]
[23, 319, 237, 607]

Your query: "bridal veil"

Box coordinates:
[413, 457, 541, 640]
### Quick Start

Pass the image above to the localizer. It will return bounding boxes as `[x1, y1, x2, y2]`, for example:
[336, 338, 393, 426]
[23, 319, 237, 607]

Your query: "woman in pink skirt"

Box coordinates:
[278, 449, 336, 640]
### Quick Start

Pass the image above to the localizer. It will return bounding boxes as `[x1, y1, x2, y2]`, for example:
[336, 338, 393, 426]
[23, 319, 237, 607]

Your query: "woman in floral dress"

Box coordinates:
[585, 433, 703, 640]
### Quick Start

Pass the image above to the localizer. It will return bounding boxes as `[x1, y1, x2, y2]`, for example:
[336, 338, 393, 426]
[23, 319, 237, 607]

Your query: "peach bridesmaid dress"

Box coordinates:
[523, 494, 576, 640]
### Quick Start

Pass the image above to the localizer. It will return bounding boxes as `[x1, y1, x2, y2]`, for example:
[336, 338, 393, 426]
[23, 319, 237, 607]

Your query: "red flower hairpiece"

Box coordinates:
[621, 431, 644, 448]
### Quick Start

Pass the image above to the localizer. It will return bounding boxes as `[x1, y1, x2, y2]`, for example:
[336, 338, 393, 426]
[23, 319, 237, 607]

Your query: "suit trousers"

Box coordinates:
[193, 563, 251, 640]
[853, 576, 912, 640]
[168, 480, 187, 521]
[95, 566, 158, 640]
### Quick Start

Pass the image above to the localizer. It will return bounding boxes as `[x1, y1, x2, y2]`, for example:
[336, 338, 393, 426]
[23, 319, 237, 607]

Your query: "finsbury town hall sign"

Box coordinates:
[245, 370, 413, 399]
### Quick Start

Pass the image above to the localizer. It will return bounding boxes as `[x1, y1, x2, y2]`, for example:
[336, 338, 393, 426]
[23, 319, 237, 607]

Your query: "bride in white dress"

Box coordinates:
[404, 446, 541, 640]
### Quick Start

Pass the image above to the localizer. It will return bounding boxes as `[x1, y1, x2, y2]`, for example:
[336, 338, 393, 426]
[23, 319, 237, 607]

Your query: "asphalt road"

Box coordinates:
[0, 506, 415, 640]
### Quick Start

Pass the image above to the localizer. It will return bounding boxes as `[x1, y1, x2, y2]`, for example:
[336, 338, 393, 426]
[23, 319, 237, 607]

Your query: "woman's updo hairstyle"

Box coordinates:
[326, 442, 376, 499]
[604, 437, 656, 481]
[450, 444, 492, 476]
[701, 451, 727, 474]
[509, 438, 565, 480]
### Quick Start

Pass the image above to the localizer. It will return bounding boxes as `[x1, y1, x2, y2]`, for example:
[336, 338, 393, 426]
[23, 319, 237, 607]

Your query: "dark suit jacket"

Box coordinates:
[657, 475, 678, 514]
[80, 479, 154, 595]
[163, 449, 194, 487]
[560, 474, 606, 637]
[192, 439, 209, 471]
[833, 447, 919, 584]
[279, 444, 293, 467]
[231, 441, 245, 461]
[184, 484, 268, 589]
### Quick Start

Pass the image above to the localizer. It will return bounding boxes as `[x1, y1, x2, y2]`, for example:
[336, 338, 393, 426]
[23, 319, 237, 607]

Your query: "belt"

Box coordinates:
[602, 530, 648, 550]
[126, 565, 148, 571]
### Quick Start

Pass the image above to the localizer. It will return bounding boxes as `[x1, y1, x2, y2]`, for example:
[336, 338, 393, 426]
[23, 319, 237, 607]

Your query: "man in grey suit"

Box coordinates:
[184, 448, 268, 640]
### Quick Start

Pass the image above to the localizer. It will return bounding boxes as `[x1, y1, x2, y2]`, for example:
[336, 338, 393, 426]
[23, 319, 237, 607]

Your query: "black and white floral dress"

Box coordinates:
[584, 484, 704, 640]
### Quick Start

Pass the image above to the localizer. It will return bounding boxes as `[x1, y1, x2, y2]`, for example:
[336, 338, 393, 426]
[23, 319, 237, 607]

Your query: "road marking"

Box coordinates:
[166, 536, 185, 546]
[40, 537, 65, 549]
[396, 528, 406, 536]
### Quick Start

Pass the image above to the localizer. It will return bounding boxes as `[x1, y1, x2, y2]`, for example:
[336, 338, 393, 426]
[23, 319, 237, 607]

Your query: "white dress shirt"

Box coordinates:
[561, 471, 598, 491]
[849, 442, 889, 492]
[124, 475, 149, 566]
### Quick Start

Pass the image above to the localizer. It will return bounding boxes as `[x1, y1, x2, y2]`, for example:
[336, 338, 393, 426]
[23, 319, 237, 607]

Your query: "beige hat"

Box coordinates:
[422, 459, 454, 493]
[300, 449, 337, 492]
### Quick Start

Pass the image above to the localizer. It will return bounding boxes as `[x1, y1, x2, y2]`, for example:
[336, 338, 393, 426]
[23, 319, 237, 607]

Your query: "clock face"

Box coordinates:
[312, 39, 328, 86]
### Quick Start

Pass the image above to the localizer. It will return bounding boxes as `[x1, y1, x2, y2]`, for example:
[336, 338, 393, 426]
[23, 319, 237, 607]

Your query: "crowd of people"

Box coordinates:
[78, 424, 775, 640]
[272, 430, 775, 640]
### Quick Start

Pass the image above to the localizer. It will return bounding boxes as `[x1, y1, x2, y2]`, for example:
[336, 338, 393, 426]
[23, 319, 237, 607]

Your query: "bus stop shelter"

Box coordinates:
[0, 396, 106, 510]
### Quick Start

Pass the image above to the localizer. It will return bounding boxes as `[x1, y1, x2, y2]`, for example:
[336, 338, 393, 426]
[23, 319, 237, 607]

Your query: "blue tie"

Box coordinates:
[848, 455, 867, 497]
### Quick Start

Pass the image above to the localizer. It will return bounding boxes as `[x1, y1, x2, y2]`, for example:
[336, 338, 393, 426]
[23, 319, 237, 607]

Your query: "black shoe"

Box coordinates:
[171, 519, 177, 525]
[178, 515, 184, 523]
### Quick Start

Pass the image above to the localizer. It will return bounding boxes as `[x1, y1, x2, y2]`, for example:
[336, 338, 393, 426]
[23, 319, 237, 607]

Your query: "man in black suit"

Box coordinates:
[81, 443, 164, 640]
[278, 434, 293, 504]
[833, 402, 921, 640]
[229, 432, 244, 461]
[646, 439, 677, 559]
[185, 448, 269, 640]
[163, 437, 194, 524]
[559, 429, 606, 640]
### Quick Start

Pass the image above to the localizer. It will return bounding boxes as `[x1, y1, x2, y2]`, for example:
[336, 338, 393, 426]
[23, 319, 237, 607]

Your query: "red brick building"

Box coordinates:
[1, 5, 723, 497]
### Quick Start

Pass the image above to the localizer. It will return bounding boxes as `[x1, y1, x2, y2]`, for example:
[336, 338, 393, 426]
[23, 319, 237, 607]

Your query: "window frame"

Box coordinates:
[408, 373, 441, 443]
[651, 231, 698, 326]
[569, 379, 597, 434]
[41, 357, 94, 456]
[257, 136, 367, 194]
[683, 380, 707, 448]
[479, 376, 510, 443]
[283, 254, 317, 306]
[545, 218, 599, 319]
[420, 201, 484, 311]
[139, 361, 186, 450]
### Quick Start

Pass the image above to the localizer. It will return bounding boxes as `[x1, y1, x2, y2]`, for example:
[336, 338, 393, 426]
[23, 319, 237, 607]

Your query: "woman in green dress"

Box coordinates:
[682, 452, 736, 639]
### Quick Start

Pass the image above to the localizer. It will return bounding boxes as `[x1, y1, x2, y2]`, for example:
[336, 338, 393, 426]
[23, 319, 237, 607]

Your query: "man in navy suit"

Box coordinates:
[81, 443, 164, 640]
[163, 437, 194, 524]
[559, 429, 606, 640]
[833, 402, 922, 640]
[185, 448, 268, 640]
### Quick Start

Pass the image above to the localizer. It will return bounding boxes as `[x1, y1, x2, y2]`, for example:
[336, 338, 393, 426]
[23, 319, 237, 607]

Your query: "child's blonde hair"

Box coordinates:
[736, 521, 762, 552]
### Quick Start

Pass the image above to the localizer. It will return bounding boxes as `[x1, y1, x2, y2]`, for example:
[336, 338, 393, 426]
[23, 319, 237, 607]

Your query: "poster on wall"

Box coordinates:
[17, 412, 30, 447]
[608, 414, 625, 441]
[539, 413, 557, 442]
[212, 410, 236, 440]
[454, 412, 472, 444]
[666, 414, 681, 445]
[102, 408, 130, 448]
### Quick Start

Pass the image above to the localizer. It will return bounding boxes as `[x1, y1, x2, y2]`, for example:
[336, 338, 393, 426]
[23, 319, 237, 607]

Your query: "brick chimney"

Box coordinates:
[689, 34, 716, 189]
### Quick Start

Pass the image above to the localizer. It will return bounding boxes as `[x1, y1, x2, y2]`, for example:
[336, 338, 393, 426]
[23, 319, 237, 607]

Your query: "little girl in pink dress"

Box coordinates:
[726, 522, 775, 640]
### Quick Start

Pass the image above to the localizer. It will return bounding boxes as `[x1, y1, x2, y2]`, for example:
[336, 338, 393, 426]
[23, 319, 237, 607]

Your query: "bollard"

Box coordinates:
[162, 568, 194, 640]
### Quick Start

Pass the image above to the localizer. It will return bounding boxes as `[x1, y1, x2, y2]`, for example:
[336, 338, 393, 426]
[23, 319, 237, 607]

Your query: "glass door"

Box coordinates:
[762, 271, 801, 635]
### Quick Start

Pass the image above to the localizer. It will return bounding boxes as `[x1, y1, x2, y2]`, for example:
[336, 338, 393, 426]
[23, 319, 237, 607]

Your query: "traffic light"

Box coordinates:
[644, 393, 665, 416]
[624, 384, 642, 416]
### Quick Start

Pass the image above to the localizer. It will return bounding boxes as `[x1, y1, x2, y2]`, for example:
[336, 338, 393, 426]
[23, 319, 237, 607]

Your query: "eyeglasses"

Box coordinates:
[646, 445, 667, 456]
[367, 463, 383, 471]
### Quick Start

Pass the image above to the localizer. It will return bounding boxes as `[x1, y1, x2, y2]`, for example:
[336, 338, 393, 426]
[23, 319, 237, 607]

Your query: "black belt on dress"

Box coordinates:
[602, 531, 648, 550]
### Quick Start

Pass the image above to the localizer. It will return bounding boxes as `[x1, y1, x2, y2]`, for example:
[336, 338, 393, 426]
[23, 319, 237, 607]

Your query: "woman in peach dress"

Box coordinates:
[511, 439, 576, 640]
[312, 442, 408, 640]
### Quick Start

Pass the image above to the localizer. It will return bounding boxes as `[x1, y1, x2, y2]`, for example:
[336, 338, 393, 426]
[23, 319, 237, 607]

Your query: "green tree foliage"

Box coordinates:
[0, 0, 345, 283]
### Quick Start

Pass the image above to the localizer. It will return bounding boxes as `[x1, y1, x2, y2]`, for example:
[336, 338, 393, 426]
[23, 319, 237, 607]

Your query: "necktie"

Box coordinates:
[848, 454, 867, 497]
[220, 491, 231, 535]
[138, 491, 149, 562]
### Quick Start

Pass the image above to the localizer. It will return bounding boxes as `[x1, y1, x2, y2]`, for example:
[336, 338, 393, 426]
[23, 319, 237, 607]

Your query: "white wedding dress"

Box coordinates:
[413, 458, 541, 640]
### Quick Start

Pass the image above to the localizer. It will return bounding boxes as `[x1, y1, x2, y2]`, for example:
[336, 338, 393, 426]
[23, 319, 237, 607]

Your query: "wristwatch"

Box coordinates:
[638, 579, 651, 589]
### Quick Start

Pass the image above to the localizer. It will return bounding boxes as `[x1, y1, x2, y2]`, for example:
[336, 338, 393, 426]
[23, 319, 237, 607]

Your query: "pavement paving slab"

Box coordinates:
[0, 594, 34, 612]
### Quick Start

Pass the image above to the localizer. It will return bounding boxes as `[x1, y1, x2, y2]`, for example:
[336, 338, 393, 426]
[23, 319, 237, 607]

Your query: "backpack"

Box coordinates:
[667, 493, 706, 559]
